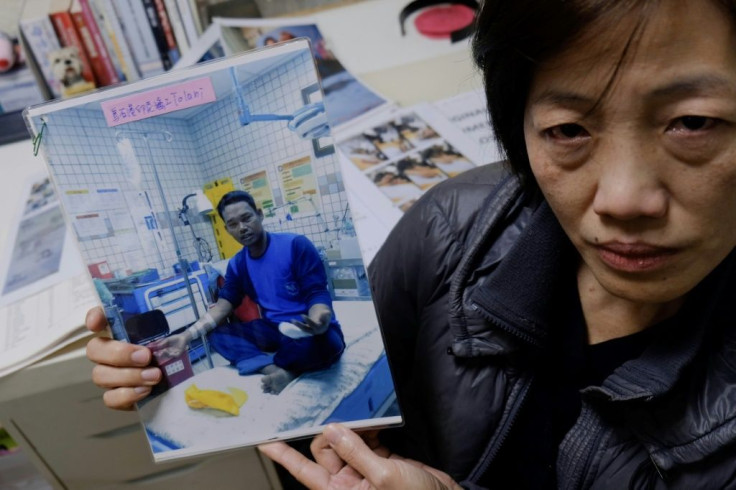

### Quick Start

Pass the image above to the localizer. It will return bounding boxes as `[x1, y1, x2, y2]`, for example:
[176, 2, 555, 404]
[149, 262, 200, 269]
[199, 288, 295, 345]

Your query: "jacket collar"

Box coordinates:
[464, 194, 736, 468]
[611, 249, 736, 470]
[466, 200, 575, 348]
[466, 196, 735, 399]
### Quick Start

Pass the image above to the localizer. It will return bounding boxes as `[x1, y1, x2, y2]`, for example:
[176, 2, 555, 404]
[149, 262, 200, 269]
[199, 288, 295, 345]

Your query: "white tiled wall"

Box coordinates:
[193, 50, 348, 252]
[40, 49, 349, 277]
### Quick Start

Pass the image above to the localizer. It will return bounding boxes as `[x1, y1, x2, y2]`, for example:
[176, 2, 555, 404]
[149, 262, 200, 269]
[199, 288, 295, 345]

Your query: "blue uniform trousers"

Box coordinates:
[209, 319, 345, 375]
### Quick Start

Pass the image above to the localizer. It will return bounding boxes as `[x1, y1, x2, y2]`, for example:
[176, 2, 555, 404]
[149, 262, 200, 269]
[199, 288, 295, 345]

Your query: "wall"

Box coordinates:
[191, 49, 348, 252]
[42, 109, 206, 276]
[39, 48, 349, 278]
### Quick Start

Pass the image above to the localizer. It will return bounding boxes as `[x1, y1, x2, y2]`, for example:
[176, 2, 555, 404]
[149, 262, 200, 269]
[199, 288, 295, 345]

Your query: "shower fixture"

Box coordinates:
[229, 67, 330, 140]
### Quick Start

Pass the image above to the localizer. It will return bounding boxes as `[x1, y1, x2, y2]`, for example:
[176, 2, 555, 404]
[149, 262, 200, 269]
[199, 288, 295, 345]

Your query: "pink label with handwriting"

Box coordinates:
[101, 77, 217, 126]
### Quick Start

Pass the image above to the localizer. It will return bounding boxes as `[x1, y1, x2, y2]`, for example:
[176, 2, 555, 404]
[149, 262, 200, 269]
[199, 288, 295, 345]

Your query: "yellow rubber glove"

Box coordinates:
[185, 384, 248, 416]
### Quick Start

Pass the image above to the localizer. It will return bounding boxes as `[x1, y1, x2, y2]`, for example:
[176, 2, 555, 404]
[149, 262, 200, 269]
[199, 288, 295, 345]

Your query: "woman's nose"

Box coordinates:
[592, 143, 668, 221]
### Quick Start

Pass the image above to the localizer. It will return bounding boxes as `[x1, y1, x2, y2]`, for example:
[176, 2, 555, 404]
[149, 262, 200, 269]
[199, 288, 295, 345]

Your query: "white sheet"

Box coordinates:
[138, 302, 392, 459]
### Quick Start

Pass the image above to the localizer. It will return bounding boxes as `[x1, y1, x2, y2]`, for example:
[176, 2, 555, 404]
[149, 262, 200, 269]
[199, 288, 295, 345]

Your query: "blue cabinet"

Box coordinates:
[113, 270, 210, 332]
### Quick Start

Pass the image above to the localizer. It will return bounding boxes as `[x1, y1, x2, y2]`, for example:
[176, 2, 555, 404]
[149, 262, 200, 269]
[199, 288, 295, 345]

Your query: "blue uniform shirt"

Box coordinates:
[219, 233, 336, 325]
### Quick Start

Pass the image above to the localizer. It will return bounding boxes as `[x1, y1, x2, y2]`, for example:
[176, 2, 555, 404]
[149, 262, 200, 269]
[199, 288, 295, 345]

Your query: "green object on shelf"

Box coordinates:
[0, 427, 18, 451]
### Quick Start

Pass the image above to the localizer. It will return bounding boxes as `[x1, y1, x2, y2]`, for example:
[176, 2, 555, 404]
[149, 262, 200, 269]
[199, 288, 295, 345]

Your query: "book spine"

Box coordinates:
[48, 10, 97, 84]
[176, 0, 199, 46]
[69, 7, 106, 85]
[110, 0, 165, 78]
[141, 0, 173, 70]
[77, 0, 120, 85]
[189, 0, 204, 34]
[86, 0, 125, 81]
[18, 16, 62, 98]
[154, 0, 181, 63]
[95, 0, 140, 81]
[163, 0, 189, 54]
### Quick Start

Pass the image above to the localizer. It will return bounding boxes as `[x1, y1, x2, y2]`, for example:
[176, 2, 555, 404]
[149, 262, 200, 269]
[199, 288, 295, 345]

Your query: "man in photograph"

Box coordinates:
[154, 190, 344, 395]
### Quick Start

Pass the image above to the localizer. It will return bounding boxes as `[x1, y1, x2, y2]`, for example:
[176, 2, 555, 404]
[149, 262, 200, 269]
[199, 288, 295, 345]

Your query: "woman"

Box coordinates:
[86, 0, 736, 487]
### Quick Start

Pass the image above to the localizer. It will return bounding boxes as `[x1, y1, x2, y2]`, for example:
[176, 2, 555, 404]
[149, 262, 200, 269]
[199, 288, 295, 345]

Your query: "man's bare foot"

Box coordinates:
[261, 364, 280, 376]
[261, 366, 296, 394]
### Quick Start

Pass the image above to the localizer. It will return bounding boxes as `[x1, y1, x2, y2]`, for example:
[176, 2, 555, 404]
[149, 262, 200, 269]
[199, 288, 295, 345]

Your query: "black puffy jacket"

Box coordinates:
[369, 164, 736, 489]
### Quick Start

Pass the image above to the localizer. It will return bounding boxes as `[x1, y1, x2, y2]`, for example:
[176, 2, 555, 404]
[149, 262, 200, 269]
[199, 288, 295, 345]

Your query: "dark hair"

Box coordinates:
[217, 190, 258, 219]
[472, 0, 736, 192]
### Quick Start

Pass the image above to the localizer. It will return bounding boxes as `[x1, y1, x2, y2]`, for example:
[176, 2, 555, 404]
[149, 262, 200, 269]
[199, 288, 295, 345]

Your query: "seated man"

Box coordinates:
[155, 190, 344, 395]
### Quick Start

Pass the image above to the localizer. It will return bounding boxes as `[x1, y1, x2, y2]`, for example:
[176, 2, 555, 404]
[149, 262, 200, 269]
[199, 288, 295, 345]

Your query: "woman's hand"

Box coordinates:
[259, 424, 461, 490]
[85, 306, 162, 410]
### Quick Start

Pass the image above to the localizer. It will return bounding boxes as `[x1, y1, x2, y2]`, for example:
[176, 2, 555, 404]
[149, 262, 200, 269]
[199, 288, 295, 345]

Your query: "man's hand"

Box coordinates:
[292, 303, 332, 335]
[85, 307, 162, 410]
[148, 331, 191, 362]
[259, 424, 461, 490]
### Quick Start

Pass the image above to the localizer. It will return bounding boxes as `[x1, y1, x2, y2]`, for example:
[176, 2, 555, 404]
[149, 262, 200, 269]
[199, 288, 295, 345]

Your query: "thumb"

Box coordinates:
[85, 306, 109, 333]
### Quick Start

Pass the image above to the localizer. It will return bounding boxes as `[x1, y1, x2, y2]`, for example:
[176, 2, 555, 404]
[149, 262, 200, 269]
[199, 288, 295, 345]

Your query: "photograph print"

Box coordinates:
[218, 20, 388, 128]
[25, 39, 400, 462]
[338, 110, 477, 212]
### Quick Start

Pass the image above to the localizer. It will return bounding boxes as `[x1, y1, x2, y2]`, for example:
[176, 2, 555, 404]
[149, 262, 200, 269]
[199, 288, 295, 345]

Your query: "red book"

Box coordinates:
[70, 0, 120, 86]
[48, 0, 96, 84]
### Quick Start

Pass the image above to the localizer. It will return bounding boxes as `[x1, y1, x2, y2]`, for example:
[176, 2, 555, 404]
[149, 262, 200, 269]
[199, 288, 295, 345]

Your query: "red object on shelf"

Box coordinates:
[49, 1, 96, 84]
[88, 261, 113, 279]
[414, 5, 476, 39]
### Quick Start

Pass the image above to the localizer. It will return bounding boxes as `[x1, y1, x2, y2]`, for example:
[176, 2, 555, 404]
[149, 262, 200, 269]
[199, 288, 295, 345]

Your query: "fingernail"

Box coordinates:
[141, 368, 160, 382]
[324, 424, 343, 445]
[134, 386, 151, 395]
[131, 349, 149, 364]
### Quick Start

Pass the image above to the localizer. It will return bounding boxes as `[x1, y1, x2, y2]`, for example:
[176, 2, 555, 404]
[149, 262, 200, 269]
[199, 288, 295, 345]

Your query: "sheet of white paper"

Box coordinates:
[339, 156, 397, 266]
[108, 209, 136, 232]
[0, 272, 97, 377]
[72, 213, 110, 239]
[61, 188, 97, 214]
[337, 103, 484, 201]
[433, 89, 503, 164]
[0, 172, 85, 306]
[310, 0, 471, 75]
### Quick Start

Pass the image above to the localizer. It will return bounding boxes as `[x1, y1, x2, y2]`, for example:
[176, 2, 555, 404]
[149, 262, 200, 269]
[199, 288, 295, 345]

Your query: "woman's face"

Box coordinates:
[524, 0, 736, 304]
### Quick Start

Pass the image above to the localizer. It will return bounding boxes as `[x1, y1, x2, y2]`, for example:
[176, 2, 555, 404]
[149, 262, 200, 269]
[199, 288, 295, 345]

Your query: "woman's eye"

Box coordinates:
[546, 123, 588, 140]
[668, 115, 717, 132]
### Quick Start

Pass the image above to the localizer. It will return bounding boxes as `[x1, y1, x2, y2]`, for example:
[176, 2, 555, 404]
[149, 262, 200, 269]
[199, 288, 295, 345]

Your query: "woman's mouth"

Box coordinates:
[595, 242, 678, 273]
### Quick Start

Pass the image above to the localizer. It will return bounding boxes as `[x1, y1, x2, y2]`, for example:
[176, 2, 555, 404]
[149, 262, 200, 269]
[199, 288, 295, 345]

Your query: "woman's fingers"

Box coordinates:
[322, 424, 456, 489]
[322, 424, 393, 485]
[91, 363, 161, 388]
[101, 386, 152, 411]
[85, 306, 108, 333]
[259, 442, 329, 489]
[87, 335, 161, 411]
[310, 433, 347, 475]
[86, 336, 152, 367]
